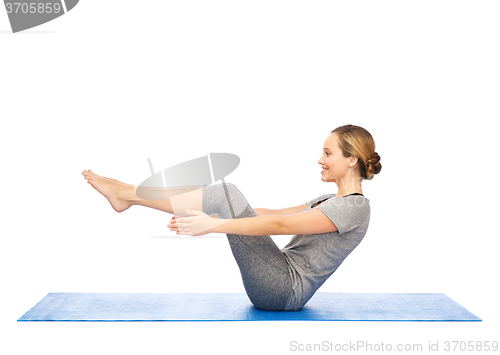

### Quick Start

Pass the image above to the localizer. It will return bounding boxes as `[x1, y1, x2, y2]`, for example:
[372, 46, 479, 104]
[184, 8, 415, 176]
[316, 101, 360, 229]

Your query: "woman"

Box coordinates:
[82, 124, 381, 311]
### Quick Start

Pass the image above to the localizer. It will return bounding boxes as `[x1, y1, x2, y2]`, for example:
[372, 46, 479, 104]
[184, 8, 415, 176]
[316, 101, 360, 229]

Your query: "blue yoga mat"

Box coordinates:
[17, 292, 481, 322]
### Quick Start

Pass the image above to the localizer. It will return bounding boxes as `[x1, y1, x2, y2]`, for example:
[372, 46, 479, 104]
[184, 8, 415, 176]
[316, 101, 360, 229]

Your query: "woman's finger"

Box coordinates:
[174, 222, 191, 229]
[174, 216, 194, 224]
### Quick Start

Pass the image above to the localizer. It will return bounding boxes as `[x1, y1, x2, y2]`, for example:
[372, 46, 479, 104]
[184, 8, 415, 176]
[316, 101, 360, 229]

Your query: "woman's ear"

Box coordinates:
[348, 156, 358, 167]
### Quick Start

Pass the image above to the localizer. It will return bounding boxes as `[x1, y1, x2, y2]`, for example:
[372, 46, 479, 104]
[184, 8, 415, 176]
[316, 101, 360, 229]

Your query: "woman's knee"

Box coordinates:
[219, 183, 253, 217]
[221, 182, 242, 198]
[203, 182, 251, 218]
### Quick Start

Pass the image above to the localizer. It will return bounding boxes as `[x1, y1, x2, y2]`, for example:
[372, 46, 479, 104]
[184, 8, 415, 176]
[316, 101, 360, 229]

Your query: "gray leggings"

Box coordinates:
[202, 183, 294, 311]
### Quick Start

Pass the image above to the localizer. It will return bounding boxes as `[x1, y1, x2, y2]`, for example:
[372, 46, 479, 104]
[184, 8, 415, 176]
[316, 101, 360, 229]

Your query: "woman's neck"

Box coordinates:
[335, 175, 363, 198]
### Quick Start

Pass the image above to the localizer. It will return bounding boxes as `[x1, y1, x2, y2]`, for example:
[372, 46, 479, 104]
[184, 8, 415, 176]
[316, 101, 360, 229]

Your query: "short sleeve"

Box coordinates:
[316, 196, 370, 235]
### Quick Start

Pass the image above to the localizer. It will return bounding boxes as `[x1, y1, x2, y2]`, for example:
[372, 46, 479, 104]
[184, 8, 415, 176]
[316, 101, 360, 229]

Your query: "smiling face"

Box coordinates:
[318, 133, 358, 183]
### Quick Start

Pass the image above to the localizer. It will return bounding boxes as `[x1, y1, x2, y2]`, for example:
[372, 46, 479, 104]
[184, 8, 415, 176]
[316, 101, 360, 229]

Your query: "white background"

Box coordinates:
[1, 1, 499, 354]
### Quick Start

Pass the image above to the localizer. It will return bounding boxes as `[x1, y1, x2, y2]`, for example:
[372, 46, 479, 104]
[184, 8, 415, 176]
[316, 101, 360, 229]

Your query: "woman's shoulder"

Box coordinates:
[318, 193, 337, 201]
[320, 194, 371, 214]
[317, 195, 371, 235]
[307, 194, 336, 208]
[326, 195, 371, 219]
[326, 194, 370, 205]
[308, 194, 371, 212]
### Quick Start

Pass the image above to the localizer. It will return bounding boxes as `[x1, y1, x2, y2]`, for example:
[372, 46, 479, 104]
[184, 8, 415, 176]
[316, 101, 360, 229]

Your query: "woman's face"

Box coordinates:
[318, 133, 352, 182]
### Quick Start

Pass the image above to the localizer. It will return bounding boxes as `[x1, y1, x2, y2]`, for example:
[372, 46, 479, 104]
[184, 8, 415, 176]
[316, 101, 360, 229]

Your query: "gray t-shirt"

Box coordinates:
[281, 193, 371, 310]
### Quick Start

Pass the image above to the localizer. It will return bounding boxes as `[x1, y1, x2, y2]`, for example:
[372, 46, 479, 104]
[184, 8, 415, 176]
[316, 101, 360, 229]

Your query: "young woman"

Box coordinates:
[82, 124, 381, 311]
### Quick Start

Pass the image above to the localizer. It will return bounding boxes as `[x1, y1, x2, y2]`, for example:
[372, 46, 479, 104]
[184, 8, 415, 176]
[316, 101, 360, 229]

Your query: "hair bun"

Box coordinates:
[366, 152, 380, 165]
[365, 152, 382, 179]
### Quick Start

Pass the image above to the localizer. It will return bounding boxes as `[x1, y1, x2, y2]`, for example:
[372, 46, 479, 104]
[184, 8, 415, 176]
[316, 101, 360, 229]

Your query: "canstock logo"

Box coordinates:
[138, 153, 243, 218]
[3, 0, 79, 33]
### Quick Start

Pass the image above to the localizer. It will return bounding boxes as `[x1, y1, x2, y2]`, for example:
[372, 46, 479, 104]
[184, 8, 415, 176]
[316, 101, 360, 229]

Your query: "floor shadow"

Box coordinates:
[0, 30, 57, 34]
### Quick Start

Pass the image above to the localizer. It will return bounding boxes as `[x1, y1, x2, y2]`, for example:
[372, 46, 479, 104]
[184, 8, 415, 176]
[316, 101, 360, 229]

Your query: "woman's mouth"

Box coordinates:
[321, 167, 328, 173]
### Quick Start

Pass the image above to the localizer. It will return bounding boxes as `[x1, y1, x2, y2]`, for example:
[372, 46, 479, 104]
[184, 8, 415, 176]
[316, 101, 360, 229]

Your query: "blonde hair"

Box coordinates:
[331, 125, 382, 180]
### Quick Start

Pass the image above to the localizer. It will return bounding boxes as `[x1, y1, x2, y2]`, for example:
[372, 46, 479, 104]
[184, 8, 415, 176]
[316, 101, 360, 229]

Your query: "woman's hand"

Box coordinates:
[167, 209, 221, 236]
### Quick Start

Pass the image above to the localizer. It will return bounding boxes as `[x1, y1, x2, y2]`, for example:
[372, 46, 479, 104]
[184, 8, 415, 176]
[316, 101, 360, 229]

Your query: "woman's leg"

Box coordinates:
[82, 170, 203, 215]
[203, 183, 293, 311]
[82, 170, 293, 310]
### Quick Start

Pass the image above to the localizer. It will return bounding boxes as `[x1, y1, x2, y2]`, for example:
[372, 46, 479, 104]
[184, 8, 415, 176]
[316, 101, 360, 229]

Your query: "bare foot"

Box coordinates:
[82, 170, 133, 212]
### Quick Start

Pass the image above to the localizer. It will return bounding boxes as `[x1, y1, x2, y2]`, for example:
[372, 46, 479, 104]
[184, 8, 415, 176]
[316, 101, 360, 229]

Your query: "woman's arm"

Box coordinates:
[169, 208, 338, 236]
[253, 203, 308, 216]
